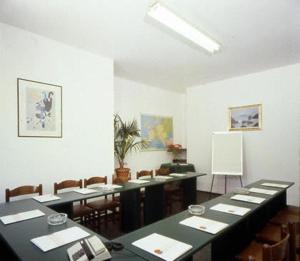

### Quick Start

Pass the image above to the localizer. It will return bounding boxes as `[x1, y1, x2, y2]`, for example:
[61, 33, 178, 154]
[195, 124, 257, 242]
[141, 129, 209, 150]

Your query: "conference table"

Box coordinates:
[116, 179, 294, 261]
[44, 172, 205, 232]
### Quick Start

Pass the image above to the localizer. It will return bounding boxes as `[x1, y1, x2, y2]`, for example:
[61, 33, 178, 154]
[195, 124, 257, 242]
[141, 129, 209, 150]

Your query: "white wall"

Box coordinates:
[187, 64, 300, 206]
[0, 23, 114, 202]
[114, 77, 186, 178]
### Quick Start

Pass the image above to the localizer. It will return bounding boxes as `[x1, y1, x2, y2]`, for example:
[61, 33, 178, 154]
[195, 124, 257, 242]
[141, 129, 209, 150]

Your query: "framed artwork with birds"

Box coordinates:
[17, 78, 62, 138]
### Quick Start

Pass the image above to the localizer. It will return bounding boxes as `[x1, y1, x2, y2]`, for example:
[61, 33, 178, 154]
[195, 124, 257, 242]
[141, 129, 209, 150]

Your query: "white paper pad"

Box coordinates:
[249, 187, 278, 195]
[231, 194, 266, 204]
[31, 227, 90, 252]
[33, 194, 61, 203]
[210, 203, 251, 216]
[261, 182, 289, 188]
[154, 176, 173, 180]
[179, 216, 229, 234]
[98, 184, 122, 189]
[128, 179, 150, 184]
[170, 173, 187, 177]
[0, 209, 45, 225]
[132, 233, 192, 261]
[139, 176, 152, 180]
[73, 188, 97, 194]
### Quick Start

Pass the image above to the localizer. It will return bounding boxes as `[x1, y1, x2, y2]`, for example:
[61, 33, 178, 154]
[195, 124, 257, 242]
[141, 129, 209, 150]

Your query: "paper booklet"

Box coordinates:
[210, 203, 251, 216]
[31, 227, 90, 252]
[132, 233, 192, 261]
[261, 182, 289, 188]
[128, 179, 150, 184]
[170, 173, 187, 177]
[33, 194, 61, 203]
[249, 187, 278, 195]
[231, 194, 266, 204]
[73, 188, 97, 195]
[0, 209, 45, 225]
[179, 216, 228, 234]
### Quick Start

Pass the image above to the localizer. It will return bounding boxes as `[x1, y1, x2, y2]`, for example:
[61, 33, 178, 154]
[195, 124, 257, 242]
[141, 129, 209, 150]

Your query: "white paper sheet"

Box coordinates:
[231, 194, 265, 204]
[210, 203, 251, 216]
[0, 209, 45, 225]
[31, 227, 90, 252]
[179, 216, 228, 234]
[261, 183, 289, 188]
[128, 179, 150, 184]
[73, 188, 97, 194]
[170, 173, 186, 177]
[154, 176, 173, 180]
[97, 184, 122, 189]
[139, 176, 152, 180]
[132, 233, 192, 261]
[33, 194, 61, 203]
[249, 187, 278, 195]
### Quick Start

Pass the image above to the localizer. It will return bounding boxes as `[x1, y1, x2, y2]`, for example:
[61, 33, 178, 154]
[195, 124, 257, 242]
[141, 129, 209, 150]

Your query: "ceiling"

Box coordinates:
[0, 0, 299, 92]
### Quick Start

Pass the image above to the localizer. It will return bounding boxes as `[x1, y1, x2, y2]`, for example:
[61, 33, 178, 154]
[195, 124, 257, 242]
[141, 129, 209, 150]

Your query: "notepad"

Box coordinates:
[210, 203, 251, 216]
[73, 188, 97, 194]
[33, 194, 61, 203]
[128, 179, 150, 184]
[132, 233, 192, 261]
[249, 187, 278, 195]
[0, 209, 45, 225]
[154, 176, 173, 180]
[31, 227, 90, 252]
[98, 184, 122, 189]
[231, 194, 266, 204]
[261, 183, 289, 188]
[139, 175, 152, 180]
[170, 173, 186, 177]
[180, 216, 228, 234]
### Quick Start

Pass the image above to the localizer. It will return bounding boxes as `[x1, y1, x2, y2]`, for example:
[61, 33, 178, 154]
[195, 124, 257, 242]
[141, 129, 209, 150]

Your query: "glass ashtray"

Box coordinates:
[233, 188, 249, 195]
[188, 205, 205, 215]
[48, 213, 67, 225]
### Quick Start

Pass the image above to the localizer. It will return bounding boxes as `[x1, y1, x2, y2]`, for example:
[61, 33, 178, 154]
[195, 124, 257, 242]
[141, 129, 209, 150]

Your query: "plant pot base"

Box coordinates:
[115, 168, 130, 182]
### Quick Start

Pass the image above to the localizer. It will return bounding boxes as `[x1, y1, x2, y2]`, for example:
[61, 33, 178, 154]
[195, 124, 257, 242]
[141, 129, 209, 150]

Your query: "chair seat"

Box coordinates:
[236, 241, 263, 261]
[73, 204, 93, 218]
[270, 212, 300, 225]
[87, 198, 119, 212]
[256, 223, 282, 244]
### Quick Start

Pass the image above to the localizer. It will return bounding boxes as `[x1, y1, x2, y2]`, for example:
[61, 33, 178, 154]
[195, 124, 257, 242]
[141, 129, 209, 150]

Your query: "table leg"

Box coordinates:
[181, 177, 197, 209]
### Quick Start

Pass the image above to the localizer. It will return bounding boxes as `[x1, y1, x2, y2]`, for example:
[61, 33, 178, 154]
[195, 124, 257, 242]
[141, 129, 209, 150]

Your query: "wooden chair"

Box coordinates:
[155, 168, 183, 214]
[84, 176, 119, 228]
[288, 222, 300, 261]
[236, 227, 290, 261]
[6, 184, 42, 202]
[137, 170, 153, 179]
[54, 179, 93, 223]
[270, 206, 300, 226]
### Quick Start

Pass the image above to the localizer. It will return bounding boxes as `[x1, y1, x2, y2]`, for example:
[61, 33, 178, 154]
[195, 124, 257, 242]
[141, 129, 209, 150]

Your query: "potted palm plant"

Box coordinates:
[114, 114, 148, 180]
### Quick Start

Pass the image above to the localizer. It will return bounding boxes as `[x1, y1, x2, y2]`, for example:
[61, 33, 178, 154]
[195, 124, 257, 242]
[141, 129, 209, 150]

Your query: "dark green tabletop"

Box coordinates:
[116, 179, 294, 261]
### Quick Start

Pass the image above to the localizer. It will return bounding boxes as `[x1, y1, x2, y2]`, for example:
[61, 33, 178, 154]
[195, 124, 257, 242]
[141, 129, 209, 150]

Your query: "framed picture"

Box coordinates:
[229, 104, 262, 131]
[141, 114, 173, 150]
[17, 78, 62, 138]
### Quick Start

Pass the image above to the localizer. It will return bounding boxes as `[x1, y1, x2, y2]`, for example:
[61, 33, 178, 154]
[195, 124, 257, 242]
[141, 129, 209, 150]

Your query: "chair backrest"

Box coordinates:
[155, 168, 170, 176]
[137, 170, 153, 179]
[288, 221, 300, 261]
[6, 184, 42, 202]
[54, 179, 82, 194]
[262, 230, 290, 261]
[84, 176, 107, 187]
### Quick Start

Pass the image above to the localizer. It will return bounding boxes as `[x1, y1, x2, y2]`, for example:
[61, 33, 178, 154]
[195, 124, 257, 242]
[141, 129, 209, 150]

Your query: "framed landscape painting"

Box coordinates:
[141, 114, 173, 150]
[17, 78, 62, 138]
[229, 104, 262, 131]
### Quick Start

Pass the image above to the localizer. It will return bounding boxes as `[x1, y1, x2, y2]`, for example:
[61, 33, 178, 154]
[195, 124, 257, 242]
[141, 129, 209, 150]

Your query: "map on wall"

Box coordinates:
[141, 114, 173, 150]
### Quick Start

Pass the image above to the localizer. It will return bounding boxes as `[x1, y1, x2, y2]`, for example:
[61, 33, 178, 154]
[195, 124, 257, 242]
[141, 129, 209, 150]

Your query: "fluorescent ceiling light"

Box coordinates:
[147, 2, 220, 53]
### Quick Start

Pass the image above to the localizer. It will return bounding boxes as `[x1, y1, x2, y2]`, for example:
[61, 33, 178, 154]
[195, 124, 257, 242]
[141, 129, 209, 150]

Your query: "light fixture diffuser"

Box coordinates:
[147, 2, 220, 53]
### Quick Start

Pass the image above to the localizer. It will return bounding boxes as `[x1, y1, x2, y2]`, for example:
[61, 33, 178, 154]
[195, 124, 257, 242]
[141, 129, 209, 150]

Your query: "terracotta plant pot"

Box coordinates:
[115, 167, 130, 182]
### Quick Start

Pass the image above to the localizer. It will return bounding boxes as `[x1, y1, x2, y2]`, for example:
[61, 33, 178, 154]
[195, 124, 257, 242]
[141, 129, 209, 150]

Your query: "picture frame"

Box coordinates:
[229, 104, 262, 131]
[17, 78, 62, 138]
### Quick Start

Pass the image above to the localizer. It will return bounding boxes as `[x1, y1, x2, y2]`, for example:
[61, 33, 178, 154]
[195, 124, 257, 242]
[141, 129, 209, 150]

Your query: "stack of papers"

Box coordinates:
[261, 183, 289, 188]
[210, 203, 251, 216]
[0, 209, 45, 225]
[128, 179, 150, 184]
[33, 194, 60, 203]
[249, 187, 277, 195]
[73, 188, 97, 195]
[179, 216, 228, 234]
[132, 233, 192, 261]
[231, 194, 265, 204]
[31, 227, 90, 252]
[170, 173, 186, 177]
